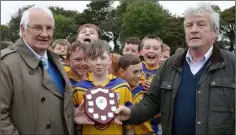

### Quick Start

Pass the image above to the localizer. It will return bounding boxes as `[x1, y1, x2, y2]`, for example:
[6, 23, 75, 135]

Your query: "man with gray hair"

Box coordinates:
[92, 2, 235, 135]
[1, 5, 74, 134]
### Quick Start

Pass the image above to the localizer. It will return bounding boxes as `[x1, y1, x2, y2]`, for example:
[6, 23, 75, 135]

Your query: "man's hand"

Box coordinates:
[74, 100, 95, 125]
[142, 80, 150, 91]
[114, 105, 132, 124]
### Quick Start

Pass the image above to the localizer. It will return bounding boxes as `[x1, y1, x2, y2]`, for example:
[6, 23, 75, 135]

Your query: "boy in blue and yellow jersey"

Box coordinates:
[117, 54, 160, 135]
[51, 39, 70, 66]
[65, 41, 88, 86]
[140, 35, 163, 83]
[73, 40, 134, 135]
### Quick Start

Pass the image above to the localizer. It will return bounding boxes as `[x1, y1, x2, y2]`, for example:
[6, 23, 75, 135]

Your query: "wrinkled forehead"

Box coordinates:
[28, 8, 54, 26]
[184, 12, 211, 23]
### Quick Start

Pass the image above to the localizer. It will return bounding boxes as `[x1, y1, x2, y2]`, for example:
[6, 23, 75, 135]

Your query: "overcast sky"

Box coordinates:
[1, 1, 235, 25]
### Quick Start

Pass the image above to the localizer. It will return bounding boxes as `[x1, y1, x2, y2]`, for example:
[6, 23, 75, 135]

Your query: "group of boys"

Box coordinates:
[51, 23, 171, 135]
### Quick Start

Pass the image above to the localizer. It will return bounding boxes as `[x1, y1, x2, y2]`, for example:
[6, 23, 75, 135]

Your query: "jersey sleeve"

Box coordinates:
[73, 87, 86, 107]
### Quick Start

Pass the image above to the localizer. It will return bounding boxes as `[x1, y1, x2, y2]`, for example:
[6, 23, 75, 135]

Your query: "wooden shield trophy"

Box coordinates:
[84, 86, 118, 130]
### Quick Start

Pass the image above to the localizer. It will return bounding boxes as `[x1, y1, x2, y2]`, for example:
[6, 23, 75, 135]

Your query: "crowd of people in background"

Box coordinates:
[0, 2, 234, 135]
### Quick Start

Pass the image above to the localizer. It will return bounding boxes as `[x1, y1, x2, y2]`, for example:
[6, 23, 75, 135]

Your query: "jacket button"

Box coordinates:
[41, 97, 45, 103]
[46, 124, 51, 129]
[29, 70, 34, 75]
[197, 121, 201, 125]
[211, 82, 215, 85]
[233, 84, 235, 88]
[198, 91, 201, 94]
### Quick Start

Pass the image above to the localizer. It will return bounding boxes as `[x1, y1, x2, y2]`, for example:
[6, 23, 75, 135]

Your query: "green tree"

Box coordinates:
[0, 25, 11, 41]
[53, 14, 77, 40]
[7, 5, 33, 42]
[220, 6, 235, 52]
[75, 1, 113, 25]
[161, 16, 186, 54]
[120, 1, 170, 42]
[49, 6, 78, 18]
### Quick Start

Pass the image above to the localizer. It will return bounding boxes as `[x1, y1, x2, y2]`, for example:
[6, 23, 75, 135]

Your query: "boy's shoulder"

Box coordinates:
[74, 79, 93, 89]
[132, 84, 145, 96]
[107, 76, 130, 90]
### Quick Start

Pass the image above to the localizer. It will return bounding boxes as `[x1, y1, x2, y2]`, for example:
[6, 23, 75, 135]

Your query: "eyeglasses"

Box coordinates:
[27, 25, 54, 34]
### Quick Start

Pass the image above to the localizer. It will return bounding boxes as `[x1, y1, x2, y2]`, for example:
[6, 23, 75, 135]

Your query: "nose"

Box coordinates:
[190, 24, 199, 34]
[40, 28, 49, 37]
[85, 32, 90, 36]
[81, 59, 87, 65]
[95, 57, 102, 64]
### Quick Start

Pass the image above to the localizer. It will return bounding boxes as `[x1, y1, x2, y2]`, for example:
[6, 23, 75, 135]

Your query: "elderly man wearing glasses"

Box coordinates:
[1, 5, 74, 135]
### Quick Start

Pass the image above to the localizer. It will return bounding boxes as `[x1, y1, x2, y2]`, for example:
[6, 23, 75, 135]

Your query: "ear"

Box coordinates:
[118, 68, 125, 77]
[212, 28, 217, 39]
[20, 24, 26, 36]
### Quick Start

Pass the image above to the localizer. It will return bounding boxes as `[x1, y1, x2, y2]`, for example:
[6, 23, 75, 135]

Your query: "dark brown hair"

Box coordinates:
[124, 37, 141, 51]
[85, 40, 110, 59]
[66, 41, 86, 60]
[118, 53, 142, 71]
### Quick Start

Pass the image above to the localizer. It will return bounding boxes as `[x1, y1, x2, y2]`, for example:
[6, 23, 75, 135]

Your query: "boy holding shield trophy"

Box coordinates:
[73, 40, 134, 135]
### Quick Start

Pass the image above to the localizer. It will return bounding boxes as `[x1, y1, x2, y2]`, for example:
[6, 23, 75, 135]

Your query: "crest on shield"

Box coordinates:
[84, 86, 118, 130]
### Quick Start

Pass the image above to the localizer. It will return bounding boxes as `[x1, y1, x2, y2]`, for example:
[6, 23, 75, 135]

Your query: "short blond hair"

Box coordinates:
[51, 39, 70, 49]
[141, 35, 163, 49]
[162, 44, 170, 52]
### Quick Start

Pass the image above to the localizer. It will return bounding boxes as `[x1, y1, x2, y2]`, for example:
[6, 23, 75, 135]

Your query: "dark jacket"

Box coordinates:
[128, 46, 235, 135]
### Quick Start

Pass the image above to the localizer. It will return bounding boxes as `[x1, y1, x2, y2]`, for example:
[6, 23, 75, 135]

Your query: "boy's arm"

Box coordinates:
[123, 86, 135, 135]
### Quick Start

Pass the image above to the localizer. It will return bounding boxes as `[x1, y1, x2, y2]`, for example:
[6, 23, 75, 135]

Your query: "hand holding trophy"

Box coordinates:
[83, 86, 119, 130]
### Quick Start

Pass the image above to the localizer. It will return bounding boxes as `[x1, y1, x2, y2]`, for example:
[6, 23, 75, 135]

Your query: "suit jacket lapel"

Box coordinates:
[47, 51, 72, 105]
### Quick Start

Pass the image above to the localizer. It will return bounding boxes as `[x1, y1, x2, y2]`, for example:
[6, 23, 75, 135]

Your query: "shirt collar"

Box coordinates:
[23, 38, 48, 60]
[186, 45, 213, 64]
[142, 61, 159, 70]
[86, 73, 116, 87]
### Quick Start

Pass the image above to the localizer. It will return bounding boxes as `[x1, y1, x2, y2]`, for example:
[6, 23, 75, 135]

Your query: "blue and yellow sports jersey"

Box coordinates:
[132, 84, 159, 135]
[73, 73, 133, 135]
[140, 62, 159, 82]
[65, 66, 82, 87]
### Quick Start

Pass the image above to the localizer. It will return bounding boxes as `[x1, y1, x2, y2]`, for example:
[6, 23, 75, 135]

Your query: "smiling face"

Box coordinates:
[185, 12, 217, 50]
[21, 8, 54, 55]
[77, 27, 99, 45]
[69, 47, 88, 77]
[141, 39, 162, 66]
[122, 63, 142, 88]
